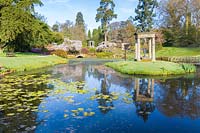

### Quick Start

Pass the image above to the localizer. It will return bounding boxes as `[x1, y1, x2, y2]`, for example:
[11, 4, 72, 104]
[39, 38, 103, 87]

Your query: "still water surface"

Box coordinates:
[1, 59, 200, 133]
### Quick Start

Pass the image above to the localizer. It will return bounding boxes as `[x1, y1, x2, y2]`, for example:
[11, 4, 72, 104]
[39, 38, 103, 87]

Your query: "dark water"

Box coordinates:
[1, 59, 200, 133]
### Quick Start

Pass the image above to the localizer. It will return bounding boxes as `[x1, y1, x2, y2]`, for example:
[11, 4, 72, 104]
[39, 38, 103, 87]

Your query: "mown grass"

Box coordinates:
[105, 61, 196, 76]
[157, 47, 200, 57]
[0, 52, 67, 72]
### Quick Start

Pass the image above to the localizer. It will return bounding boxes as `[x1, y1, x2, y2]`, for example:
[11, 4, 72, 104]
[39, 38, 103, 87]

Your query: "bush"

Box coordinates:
[81, 48, 89, 54]
[181, 63, 196, 73]
[96, 52, 113, 58]
[89, 48, 96, 53]
[51, 50, 68, 58]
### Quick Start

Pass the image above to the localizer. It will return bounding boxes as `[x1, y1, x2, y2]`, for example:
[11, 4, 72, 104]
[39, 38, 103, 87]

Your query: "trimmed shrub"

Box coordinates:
[51, 50, 68, 58]
[96, 52, 113, 58]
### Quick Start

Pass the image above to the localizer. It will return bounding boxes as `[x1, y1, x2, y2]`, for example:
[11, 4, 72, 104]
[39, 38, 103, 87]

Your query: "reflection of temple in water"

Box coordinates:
[133, 78, 155, 122]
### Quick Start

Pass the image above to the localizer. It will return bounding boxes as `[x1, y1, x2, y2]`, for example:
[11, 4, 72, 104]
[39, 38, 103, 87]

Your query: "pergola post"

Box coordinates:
[148, 38, 152, 59]
[152, 37, 156, 61]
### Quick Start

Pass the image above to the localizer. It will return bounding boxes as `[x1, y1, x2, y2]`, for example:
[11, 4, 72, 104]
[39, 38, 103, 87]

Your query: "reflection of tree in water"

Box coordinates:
[156, 78, 200, 119]
[95, 73, 114, 114]
[133, 78, 155, 122]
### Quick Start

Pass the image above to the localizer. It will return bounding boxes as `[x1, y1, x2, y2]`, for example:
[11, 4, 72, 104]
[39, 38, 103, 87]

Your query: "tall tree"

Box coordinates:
[133, 0, 158, 32]
[52, 23, 59, 32]
[0, 0, 52, 51]
[88, 30, 92, 40]
[74, 12, 86, 41]
[92, 27, 103, 46]
[75, 12, 85, 26]
[96, 0, 117, 45]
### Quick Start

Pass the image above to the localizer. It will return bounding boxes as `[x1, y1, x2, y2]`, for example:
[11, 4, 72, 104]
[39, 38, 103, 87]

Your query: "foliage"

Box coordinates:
[159, 0, 200, 47]
[92, 27, 104, 46]
[60, 20, 73, 38]
[96, 0, 117, 43]
[52, 23, 59, 32]
[81, 48, 89, 54]
[88, 30, 92, 40]
[51, 32, 64, 44]
[132, 0, 158, 32]
[0, 0, 53, 51]
[108, 20, 135, 44]
[51, 50, 68, 58]
[106, 61, 196, 75]
[181, 63, 196, 73]
[89, 48, 96, 53]
[75, 12, 85, 27]
[96, 52, 113, 58]
[58, 13, 86, 42]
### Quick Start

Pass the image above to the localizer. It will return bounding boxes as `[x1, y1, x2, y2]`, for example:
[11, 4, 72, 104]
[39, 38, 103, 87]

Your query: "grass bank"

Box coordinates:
[157, 47, 200, 57]
[0, 53, 67, 73]
[105, 61, 196, 76]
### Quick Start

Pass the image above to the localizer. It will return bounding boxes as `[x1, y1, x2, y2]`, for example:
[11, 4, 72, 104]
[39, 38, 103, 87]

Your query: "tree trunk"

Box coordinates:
[104, 22, 108, 46]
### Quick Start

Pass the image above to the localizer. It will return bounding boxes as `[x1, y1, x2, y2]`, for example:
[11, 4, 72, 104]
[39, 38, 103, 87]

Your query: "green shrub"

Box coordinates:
[181, 63, 196, 73]
[89, 48, 96, 53]
[51, 50, 68, 58]
[96, 52, 113, 58]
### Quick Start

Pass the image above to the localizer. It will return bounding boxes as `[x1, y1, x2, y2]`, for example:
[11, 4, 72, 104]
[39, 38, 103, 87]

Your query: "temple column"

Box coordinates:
[151, 79, 155, 98]
[148, 79, 151, 94]
[135, 42, 138, 60]
[148, 38, 152, 59]
[135, 78, 140, 99]
[137, 38, 141, 61]
[152, 37, 156, 61]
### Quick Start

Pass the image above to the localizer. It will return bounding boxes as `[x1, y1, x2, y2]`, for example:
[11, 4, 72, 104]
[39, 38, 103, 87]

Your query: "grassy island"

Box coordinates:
[105, 61, 196, 76]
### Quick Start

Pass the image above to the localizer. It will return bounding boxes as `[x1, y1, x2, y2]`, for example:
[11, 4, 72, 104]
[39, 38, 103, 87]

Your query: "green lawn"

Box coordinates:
[156, 47, 200, 57]
[0, 52, 67, 72]
[105, 61, 196, 76]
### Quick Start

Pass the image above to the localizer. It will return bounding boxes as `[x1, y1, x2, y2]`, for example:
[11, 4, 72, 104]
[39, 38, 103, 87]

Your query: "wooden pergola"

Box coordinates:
[134, 32, 156, 61]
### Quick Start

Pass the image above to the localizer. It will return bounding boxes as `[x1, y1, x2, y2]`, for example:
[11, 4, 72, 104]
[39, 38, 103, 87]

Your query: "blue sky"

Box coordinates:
[35, 0, 139, 30]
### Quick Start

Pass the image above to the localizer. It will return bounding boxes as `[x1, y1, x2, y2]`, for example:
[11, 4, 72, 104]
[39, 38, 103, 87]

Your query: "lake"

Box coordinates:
[0, 59, 200, 133]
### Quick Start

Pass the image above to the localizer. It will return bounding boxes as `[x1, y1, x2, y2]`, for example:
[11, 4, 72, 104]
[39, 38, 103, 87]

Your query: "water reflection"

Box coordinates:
[156, 78, 200, 119]
[133, 78, 155, 122]
[95, 70, 114, 114]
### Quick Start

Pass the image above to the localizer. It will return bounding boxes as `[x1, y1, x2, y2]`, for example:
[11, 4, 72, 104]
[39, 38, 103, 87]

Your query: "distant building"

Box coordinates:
[88, 41, 95, 48]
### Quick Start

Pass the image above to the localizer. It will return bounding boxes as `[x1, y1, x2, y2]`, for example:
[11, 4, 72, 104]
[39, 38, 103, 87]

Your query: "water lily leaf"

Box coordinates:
[64, 114, 69, 118]
[7, 113, 15, 116]
[17, 109, 25, 112]
[78, 108, 84, 112]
